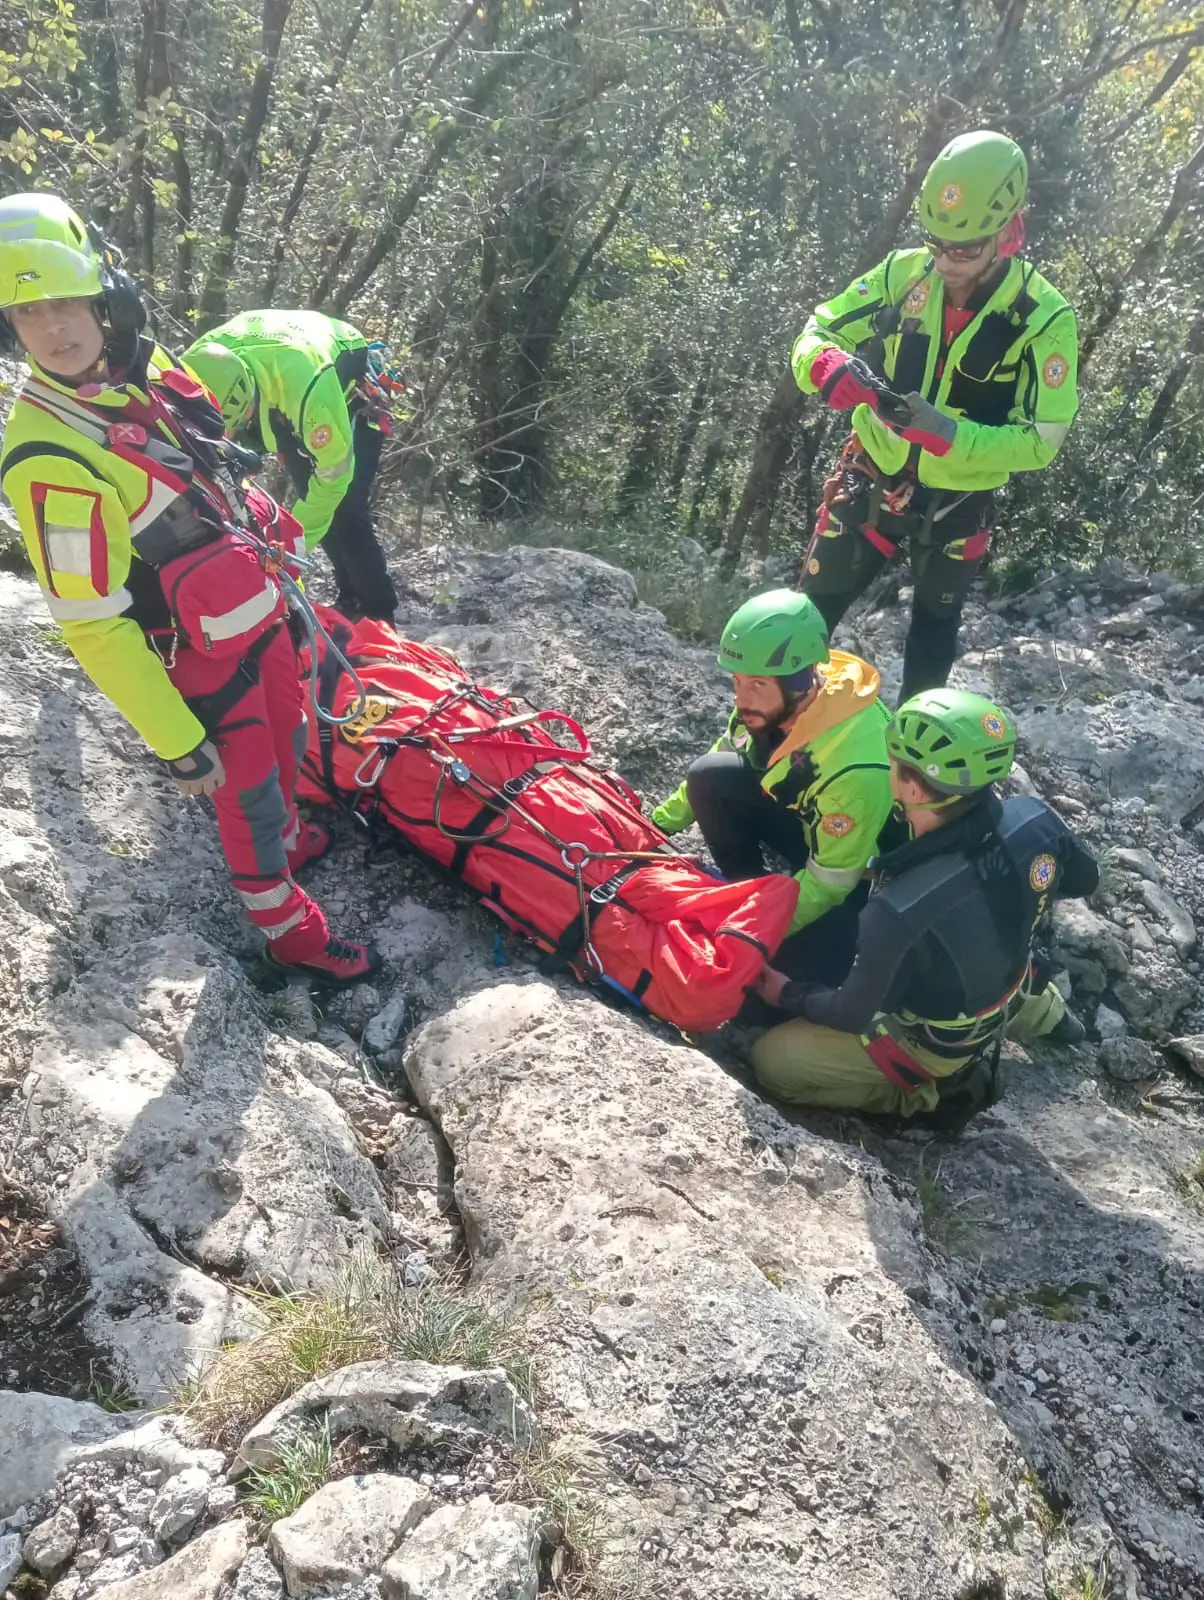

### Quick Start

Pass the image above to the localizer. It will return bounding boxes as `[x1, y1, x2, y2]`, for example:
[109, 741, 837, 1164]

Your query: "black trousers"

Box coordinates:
[801, 459, 993, 703]
[686, 750, 865, 986]
[322, 420, 398, 620]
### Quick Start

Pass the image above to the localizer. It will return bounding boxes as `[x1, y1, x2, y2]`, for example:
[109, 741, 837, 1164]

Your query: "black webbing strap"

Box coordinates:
[183, 623, 280, 734]
[545, 859, 646, 971]
[446, 758, 562, 877]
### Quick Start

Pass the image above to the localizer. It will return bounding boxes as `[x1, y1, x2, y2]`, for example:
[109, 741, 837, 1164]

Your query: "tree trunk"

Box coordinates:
[665, 361, 714, 518]
[196, 0, 294, 329]
[616, 345, 680, 514]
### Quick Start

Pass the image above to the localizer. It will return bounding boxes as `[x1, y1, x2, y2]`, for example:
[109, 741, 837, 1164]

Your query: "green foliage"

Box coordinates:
[242, 1417, 333, 1527]
[177, 1245, 532, 1448]
[2, 0, 1202, 575]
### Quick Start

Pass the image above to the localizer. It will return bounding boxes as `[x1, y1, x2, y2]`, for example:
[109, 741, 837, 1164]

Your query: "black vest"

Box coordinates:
[874, 794, 1069, 1024]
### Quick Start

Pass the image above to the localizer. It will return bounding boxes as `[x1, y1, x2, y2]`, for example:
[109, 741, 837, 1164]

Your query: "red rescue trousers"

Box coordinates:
[167, 623, 330, 961]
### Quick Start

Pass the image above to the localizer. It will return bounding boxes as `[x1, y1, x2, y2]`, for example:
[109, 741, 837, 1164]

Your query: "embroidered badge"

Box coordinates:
[856, 278, 870, 297]
[822, 813, 855, 837]
[807, 557, 821, 575]
[981, 710, 1009, 740]
[903, 279, 931, 316]
[940, 182, 963, 209]
[308, 424, 334, 450]
[1042, 354, 1069, 389]
[1029, 853, 1057, 892]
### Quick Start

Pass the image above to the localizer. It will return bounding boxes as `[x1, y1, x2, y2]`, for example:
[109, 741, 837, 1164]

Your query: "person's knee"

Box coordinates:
[685, 750, 751, 812]
[751, 1024, 816, 1104]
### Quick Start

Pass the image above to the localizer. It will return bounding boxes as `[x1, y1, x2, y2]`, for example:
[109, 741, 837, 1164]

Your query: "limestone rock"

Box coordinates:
[0, 1532, 23, 1591]
[149, 1466, 212, 1543]
[1051, 900, 1130, 974]
[1136, 879, 1197, 955]
[1098, 1036, 1161, 1082]
[364, 992, 409, 1055]
[70, 1414, 224, 1480]
[380, 1494, 543, 1600]
[269, 1473, 432, 1595]
[403, 981, 1057, 1597]
[86, 1520, 246, 1600]
[1167, 1035, 1204, 1078]
[23, 1503, 80, 1578]
[0, 1392, 123, 1519]
[229, 1546, 285, 1600]
[237, 1361, 534, 1473]
[25, 933, 391, 1400]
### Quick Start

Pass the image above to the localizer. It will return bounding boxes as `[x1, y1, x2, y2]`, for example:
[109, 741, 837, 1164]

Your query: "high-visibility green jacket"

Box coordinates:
[185, 310, 368, 548]
[792, 248, 1078, 492]
[651, 652, 893, 936]
[1, 345, 210, 760]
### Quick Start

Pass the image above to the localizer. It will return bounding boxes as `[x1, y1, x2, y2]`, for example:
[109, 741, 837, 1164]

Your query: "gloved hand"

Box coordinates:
[168, 739, 226, 797]
[809, 348, 884, 412]
[891, 392, 958, 457]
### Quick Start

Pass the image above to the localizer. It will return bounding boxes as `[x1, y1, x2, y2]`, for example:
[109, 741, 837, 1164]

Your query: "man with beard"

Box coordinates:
[651, 590, 898, 983]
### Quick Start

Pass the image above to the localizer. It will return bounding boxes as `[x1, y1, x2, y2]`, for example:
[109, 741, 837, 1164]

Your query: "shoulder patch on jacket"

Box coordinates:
[308, 423, 333, 450]
[1042, 354, 1069, 389]
[822, 812, 856, 837]
[1029, 853, 1057, 891]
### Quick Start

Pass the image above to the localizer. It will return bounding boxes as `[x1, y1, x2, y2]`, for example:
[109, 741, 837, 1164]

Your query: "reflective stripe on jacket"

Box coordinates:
[792, 248, 1078, 492]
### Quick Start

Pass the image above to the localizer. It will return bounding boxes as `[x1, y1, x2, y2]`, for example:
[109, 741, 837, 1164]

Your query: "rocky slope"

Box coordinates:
[0, 511, 1203, 1600]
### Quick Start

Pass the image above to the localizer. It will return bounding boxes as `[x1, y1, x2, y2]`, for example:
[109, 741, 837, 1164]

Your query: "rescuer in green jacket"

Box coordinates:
[651, 590, 899, 983]
[183, 310, 398, 621]
[793, 130, 1079, 702]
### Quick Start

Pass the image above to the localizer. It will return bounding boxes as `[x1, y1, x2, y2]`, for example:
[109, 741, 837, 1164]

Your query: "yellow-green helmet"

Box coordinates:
[716, 590, 830, 682]
[887, 689, 1016, 793]
[182, 341, 257, 431]
[918, 131, 1028, 240]
[0, 192, 102, 311]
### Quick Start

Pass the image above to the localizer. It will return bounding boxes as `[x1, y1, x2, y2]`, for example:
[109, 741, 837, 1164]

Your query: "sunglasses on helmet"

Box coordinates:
[923, 233, 994, 262]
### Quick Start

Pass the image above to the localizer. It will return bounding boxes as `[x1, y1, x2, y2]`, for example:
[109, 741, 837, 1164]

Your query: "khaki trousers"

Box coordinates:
[750, 982, 1065, 1116]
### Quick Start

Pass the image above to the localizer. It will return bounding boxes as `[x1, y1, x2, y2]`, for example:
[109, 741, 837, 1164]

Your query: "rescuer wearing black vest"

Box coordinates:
[750, 689, 1098, 1126]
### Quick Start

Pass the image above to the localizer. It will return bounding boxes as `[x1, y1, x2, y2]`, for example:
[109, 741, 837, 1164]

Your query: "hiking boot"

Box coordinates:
[265, 936, 383, 988]
[1045, 1007, 1086, 1046]
[287, 820, 334, 875]
[920, 1056, 999, 1137]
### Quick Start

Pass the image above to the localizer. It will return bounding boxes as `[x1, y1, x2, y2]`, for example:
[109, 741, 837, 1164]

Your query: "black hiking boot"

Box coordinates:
[919, 1056, 999, 1138]
[1044, 1007, 1086, 1046]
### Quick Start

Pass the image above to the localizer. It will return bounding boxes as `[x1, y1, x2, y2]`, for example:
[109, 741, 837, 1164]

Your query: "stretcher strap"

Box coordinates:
[547, 859, 646, 969]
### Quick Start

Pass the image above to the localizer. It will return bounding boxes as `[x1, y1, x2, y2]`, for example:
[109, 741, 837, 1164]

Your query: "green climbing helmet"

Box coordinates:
[716, 589, 830, 679]
[182, 341, 257, 430]
[0, 192, 102, 311]
[918, 131, 1028, 240]
[887, 689, 1017, 794]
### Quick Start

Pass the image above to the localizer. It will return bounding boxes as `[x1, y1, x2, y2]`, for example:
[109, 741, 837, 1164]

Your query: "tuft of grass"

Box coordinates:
[242, 1417, 332, 1527]
[913, 1151, 996, 1254]
[88, 1367, 141, 1414]
[505, 1432, 668, 1600]
[177, 1245, 533, 1448]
